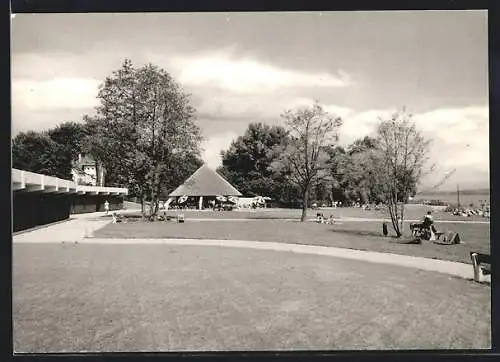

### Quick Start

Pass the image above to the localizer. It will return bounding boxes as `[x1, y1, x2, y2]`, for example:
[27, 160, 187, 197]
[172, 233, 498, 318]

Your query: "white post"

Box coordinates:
[199, 196, 203, 210]
[165, 197, 173, 210]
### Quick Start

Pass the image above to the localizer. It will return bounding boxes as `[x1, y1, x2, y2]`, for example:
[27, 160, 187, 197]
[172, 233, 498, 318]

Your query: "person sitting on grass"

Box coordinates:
[112, 212, 123, 223]
[326, 214, 336, 224]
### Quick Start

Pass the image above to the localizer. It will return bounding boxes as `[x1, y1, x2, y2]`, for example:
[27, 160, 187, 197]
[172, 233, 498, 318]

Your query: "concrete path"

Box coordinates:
[12, 212, 480, 281]
[71, 237, 477, 281]
[13, 217, 111, 243]
[13, 208, 142, 242]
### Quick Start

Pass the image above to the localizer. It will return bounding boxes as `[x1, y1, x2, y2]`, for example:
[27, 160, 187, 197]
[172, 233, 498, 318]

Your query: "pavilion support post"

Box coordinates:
[165, 197, 173, 210]
[199, 196, 203, 210]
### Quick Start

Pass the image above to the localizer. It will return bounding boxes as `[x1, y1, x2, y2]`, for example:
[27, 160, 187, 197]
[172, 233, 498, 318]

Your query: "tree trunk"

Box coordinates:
[149, 170, 163, 218]
[150, 197, 159, 218]
[149, 194, 155, 218]
[148, 186, 158, 218]
[392, 190, 402, 237]
[400, 203, 405, 234]
[387, 200, 401, 238]
[300, 188, 309, 222]
[95, 161, 100, 186]
[140, 188, 146, 217]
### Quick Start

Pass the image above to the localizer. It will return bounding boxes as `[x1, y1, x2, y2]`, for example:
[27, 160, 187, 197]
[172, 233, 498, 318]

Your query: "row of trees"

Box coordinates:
[12, 122, 90, 180]
[219, 105, 432, 234]
[13, 59, 203, 217]
[13, 58, 433, 235]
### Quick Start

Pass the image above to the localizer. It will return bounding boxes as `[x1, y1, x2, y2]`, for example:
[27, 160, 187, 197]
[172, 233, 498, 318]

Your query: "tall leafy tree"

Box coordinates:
[48, 121, 90, 179]
[272, 102, 343, 221]
[219, 122, 292, 199]
[12, 122, 90, 179]
[12, 131, 61, 177]
[332, 137, 381, 204]
[85, 59, 202, 217]
[324, 145, 349, 203]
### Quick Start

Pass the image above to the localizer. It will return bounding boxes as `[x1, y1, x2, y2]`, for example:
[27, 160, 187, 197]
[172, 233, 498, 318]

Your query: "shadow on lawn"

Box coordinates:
[330, 228, 423, 245]
[330, 228, 385, 238]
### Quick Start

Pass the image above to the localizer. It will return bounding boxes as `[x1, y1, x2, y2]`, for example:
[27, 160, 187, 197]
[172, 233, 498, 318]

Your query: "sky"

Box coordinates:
[11, 11, 489, 191]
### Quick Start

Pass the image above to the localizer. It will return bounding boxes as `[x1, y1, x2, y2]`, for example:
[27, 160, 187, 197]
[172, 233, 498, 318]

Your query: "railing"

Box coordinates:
[77, 185, 128, 194]
[12, 169, 128, 195]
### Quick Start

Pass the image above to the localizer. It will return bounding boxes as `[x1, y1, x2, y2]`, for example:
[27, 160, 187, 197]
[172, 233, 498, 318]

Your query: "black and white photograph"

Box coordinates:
[11, 9, 491, 352]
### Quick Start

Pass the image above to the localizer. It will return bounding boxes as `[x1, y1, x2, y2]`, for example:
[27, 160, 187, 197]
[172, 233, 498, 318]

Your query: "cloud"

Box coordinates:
[412, 106, 489, 183]
[195, 92, 315, 121]
[333, 105, 489, 189]
[323, 104, 353, 119]
[170, 51, 353, 93]
[335, 105, 488, 170]
[12, 77, 100, 110]
[201, 131, 239, 169]
[194, 91, 353, 126]
[12, 53, 107, 80]
[337, 108, 395, 145]
[197, 100, 489, 190]
[11, 76, 99, 136]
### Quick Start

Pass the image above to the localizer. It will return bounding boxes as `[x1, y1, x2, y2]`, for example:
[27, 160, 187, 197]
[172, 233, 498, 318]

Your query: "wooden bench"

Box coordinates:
[470, 252, 491, 283]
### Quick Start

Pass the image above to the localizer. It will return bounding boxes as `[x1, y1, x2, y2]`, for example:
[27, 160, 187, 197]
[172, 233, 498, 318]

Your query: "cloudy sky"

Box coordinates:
[11, 11, 489, 191]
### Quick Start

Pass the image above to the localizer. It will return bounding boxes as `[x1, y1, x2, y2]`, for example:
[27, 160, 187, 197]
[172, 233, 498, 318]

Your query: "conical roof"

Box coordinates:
[169, 165, 242, 197]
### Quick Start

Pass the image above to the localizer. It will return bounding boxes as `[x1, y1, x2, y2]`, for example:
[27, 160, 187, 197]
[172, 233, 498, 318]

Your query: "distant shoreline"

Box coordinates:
[417, 188, 490, 196]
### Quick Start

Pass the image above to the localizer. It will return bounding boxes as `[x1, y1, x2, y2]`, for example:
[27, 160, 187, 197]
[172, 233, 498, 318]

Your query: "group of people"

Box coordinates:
[311, 201, 384, 209]
[449, 207, 490, 218]
[315, 213, 336, 224]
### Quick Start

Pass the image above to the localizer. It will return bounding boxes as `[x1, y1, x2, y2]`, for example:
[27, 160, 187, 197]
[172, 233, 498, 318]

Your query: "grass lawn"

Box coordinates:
[13, 243, 490, 352]
[93, 218, 489, 265]
[133, 204, 489, 222]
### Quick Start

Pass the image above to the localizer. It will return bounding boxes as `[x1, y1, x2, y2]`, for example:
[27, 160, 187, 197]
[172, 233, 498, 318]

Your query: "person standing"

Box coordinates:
[104, 200, 110, 215]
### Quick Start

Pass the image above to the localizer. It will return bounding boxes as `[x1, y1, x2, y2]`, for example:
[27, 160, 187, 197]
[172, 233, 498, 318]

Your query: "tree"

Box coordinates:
[85, 59, 202, 217]
[332, 137, 382, 204]
[367, 110, 432, 237]
[161, 152, 203, 197]
[12, 122, 90, 180]
[12, 131, 61, 177]
[272, 102, 343, 221]
[48, 121, 90, 179]
[323, 145, 350, 203]
[218, 122, 292, 199]
[347, 136, 378, 155]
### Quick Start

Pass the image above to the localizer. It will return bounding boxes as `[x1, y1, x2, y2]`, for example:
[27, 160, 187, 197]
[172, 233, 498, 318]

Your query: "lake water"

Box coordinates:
[414, 190, 490, 207]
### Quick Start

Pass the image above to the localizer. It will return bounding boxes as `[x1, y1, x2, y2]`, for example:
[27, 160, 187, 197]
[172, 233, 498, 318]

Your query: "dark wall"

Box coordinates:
[13, 191, 72, 232]
[71, 194, 124, 214]
[13, 192, 125, 232]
